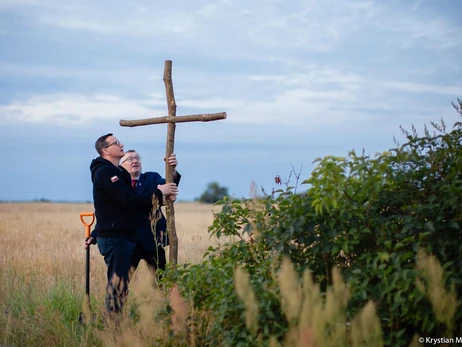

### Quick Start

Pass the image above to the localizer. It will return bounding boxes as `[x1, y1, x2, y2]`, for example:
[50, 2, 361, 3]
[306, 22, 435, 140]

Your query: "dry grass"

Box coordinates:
[235, 257, 384, 347]
[0, 202, 221, 346]
[0, 201, 221, 289]
[0, 203, 222, 273]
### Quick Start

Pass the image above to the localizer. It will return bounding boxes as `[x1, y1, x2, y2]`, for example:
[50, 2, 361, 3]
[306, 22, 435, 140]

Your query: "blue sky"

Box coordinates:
[1, 0, 461, 202]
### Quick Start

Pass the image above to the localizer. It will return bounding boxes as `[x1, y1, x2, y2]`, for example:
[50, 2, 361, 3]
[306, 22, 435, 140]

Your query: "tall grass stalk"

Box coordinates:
[415, 250, 457, 333]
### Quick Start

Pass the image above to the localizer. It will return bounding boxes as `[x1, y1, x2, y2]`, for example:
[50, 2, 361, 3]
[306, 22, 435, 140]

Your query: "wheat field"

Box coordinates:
[0, 202, 223, 345]
[0, 201, 222, 286]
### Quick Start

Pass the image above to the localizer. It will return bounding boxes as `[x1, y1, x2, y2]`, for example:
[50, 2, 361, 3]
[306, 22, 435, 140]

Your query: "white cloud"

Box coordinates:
[381, 16, 461, 50]
[0, 1, 460, 134]
[0, 88, 363, 128]
[3, 0, 455, 56]
[1, 60, 460, 131]
[180, 97, 240, 111]
[0, 94, 164, 125]
[381, 81, 461, 96]
[0, 0, 38, 8]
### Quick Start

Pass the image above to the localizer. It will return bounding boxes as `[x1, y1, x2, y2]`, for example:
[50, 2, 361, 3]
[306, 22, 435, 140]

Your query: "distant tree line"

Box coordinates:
[196, 182, 229, 204]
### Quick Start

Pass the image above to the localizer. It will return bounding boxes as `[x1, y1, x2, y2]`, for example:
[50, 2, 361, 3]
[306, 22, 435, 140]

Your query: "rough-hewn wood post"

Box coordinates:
[163, 60, 178, 265]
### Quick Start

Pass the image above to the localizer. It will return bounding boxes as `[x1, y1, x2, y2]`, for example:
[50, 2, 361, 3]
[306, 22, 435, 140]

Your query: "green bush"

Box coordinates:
[162, 99, 462, 346]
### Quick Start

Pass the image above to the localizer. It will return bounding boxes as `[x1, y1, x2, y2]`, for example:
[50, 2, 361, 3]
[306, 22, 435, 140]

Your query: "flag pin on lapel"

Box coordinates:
[110, 175, 119, 183]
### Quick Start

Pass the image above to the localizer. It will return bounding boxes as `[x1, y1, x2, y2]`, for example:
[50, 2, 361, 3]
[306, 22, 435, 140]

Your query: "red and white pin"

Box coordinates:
[110, 175, 119, 183]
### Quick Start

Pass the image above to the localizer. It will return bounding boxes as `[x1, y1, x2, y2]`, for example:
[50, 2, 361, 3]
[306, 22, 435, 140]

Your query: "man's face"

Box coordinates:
[120, 152, 142, 177]
[103, 136, 124, 159]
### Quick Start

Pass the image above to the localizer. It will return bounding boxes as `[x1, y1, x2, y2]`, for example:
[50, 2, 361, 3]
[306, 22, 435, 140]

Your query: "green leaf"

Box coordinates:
[401, 224, 413, 234]
[424, 221, 435, 232]
[418, 231, 432, 241]
[401, 252, 414, 262]
[401, 237, 414, 244]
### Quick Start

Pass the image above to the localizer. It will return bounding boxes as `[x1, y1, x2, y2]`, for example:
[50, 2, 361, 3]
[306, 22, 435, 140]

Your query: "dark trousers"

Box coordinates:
[131, 241, 166, 280]
[97, 237, 136, 313]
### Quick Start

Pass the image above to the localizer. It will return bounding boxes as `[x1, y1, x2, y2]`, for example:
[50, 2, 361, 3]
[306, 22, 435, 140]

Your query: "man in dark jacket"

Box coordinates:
[120, 150, 180, 280]
[85, 133, 170, 315]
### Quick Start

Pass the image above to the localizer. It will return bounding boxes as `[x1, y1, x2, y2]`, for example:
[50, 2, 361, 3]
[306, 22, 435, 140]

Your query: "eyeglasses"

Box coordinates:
[104, 140, 121, 148]
[121, 155, 142, 164]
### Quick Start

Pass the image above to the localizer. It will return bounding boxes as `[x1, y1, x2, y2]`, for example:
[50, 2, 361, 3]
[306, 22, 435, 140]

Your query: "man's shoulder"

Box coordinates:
[95, 164, 120, 176]
[141, 171, 163, 179]
[139, 171, 165, 188]
[92, 162, 125, 182]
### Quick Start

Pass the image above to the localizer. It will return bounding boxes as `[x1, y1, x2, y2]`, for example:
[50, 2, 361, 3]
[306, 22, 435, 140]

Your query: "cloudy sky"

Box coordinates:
[1, 0, 461, 202]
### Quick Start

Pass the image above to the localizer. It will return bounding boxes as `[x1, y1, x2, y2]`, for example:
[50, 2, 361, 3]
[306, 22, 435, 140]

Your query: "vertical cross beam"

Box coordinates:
[120, 60, 227, 265]
[163, 61, 178, 266]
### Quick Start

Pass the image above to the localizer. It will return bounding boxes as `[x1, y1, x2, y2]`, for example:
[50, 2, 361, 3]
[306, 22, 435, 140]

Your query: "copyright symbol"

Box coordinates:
[419, 337, 424, 343]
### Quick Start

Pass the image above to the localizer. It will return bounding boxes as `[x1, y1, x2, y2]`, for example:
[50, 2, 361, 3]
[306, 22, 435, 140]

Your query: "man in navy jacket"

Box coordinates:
[85, 134, 164, 315]
[120, 150, 180, 280]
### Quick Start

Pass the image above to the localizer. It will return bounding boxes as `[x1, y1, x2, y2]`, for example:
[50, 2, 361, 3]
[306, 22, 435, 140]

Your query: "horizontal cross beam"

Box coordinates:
[119, 112, 227, 127]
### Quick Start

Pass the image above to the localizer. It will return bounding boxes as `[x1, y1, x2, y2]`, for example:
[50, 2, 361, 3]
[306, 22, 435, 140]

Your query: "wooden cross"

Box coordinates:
[119, 60, 227, 265]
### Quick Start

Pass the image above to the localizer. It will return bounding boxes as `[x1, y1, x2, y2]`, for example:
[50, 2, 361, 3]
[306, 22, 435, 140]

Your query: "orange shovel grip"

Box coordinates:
[80, 212, 95, 239]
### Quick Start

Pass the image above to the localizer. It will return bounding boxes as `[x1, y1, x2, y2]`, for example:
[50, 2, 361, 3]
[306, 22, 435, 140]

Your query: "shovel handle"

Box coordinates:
[80, 212, 95, 239]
